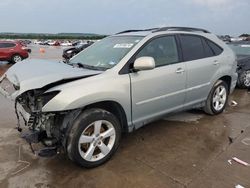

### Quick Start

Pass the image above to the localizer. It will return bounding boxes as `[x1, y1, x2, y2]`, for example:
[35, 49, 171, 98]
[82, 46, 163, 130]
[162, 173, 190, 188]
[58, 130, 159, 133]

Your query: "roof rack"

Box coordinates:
[116, 27, 210, 35]
[153, 27, 210, 33]
[116, 28, 158, 34]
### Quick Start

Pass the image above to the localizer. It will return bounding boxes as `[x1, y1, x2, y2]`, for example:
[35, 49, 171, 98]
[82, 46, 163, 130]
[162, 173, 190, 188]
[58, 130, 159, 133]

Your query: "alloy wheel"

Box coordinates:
[13, 55, 22, 63]
[78, 120, 116, 162]
[243, 70, 250, 87]
[212, 85, 227, 111]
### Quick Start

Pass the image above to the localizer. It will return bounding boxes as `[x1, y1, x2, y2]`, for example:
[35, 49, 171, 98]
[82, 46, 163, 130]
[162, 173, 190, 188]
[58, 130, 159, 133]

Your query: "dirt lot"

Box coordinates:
[0, 46, 250, 188]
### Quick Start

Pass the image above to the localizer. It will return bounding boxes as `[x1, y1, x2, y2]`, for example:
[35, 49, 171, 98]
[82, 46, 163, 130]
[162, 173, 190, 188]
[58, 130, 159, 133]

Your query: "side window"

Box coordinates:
[0, 43, 15, 48]
[180, 35, 205, 61]
[3, 43, 16, 48]
[201, 38, 214, 57]
[206, 40, 223, 56]
[136, 36, 179, 67]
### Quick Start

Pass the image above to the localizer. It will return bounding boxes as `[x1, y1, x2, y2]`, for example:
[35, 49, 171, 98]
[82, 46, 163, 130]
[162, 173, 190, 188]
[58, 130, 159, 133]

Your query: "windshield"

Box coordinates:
[69, 36, 143, 70]
[228, 43, 250, 56]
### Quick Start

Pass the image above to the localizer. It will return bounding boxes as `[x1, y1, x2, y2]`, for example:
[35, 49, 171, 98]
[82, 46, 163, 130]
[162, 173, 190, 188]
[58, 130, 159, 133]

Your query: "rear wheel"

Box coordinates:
[204, 80, 228, 115]
[66, 108, 121, 168]
[11, 54, 22, 64]
[237, 70, 250, 89]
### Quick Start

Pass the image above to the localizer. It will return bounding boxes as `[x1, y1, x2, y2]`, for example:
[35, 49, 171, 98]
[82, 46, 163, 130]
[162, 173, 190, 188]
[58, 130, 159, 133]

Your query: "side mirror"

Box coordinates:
[133, 57, 155, 71]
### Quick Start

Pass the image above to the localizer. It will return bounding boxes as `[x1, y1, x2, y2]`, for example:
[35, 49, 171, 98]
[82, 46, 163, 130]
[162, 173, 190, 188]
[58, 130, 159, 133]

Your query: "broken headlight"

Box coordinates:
[0, 77, 19, 95]
[37, 91, 60, 107]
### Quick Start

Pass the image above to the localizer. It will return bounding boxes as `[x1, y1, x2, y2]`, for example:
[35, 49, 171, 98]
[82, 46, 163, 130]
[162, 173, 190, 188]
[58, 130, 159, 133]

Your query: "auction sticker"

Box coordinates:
[114, 43, 134, 48]
[241, 45, 250, 47]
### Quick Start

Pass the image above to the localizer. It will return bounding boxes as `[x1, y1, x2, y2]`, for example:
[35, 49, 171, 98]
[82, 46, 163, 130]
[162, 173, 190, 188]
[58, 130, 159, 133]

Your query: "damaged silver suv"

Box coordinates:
[0, 27, 237, 168]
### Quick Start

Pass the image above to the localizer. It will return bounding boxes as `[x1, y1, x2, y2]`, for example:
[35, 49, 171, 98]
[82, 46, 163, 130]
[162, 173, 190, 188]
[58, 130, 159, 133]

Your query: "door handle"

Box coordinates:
[175, 68, 185, 74]
[213, 60, 219, 65]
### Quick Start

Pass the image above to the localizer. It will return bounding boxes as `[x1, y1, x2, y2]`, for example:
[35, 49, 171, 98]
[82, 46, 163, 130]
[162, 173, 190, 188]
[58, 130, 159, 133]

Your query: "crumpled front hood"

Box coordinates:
[0, 59, 102, 98]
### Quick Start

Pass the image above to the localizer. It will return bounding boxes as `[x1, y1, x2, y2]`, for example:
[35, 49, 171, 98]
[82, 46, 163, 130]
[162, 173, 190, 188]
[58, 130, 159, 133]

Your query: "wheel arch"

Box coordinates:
[218, 75, 231, 93]
[84, 100, 129, 133]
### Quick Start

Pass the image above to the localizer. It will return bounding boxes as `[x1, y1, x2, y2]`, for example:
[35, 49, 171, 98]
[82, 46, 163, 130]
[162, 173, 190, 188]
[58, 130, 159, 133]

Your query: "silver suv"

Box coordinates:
[0, 27, 237, 168]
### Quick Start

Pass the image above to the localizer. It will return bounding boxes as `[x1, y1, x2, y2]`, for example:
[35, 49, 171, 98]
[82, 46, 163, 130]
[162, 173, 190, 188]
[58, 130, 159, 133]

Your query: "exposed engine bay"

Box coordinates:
[0, 60, 102, 156]
[15, 89, 66, 156]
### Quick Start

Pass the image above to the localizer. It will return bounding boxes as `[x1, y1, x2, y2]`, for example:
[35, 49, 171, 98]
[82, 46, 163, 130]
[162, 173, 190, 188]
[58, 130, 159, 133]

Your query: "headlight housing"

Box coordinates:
[37, 91, 60, 107]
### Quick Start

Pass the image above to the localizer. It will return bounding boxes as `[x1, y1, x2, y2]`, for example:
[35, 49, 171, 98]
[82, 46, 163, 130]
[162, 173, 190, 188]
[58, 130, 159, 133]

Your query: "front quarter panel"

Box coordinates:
[42, 71, 132, 124]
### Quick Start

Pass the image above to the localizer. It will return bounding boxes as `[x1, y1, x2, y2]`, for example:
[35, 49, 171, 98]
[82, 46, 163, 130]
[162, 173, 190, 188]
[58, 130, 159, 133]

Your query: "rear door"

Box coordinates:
[179, 34, 223, 106]
[129, 35, 187, 127]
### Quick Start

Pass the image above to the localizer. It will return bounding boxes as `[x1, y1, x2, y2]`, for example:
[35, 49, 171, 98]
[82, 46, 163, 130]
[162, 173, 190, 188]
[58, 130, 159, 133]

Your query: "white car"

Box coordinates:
[61, 41, 73, 46]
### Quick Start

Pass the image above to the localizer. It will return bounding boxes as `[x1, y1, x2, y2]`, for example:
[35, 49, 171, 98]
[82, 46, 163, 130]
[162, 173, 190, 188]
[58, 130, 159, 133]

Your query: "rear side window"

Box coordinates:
[180, 35, 223, 61]
[0, 43, 16, 48]
[201, 38, 214, 57]
[180, 35, 205, 61]
[206, 40, 223, 56]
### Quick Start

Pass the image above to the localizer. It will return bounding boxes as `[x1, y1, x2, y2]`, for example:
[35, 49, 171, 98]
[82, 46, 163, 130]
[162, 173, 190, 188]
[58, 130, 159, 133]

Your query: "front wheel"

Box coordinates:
[66, 108, 121, 168]
[204, 80, 229, 115]
[11, 54, 22, 64]
[237, 70, 250, 89]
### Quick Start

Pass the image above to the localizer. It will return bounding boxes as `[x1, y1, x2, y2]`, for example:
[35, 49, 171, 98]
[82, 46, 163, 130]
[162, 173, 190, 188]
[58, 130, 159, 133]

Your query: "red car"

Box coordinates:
[0, 41, 30, 63]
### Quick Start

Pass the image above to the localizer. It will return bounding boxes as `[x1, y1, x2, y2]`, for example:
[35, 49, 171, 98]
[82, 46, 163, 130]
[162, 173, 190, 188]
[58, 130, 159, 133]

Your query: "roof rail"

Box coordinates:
[153, 27, 210, 33]
[116, 28, 158, 35]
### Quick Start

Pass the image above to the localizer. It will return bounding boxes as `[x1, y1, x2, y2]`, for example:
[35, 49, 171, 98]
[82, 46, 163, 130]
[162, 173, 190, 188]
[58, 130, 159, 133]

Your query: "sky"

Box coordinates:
[0, 0, 249, 36]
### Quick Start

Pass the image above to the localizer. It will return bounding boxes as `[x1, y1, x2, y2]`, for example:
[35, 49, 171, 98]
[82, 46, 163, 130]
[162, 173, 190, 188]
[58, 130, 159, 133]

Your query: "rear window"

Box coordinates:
[0, 42, 16, 48]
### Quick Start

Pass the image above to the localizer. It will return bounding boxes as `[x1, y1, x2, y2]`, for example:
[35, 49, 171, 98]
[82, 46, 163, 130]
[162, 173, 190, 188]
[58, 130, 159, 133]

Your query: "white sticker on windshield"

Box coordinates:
[241, 45, 250, 48]
[114, 43, 134, 48]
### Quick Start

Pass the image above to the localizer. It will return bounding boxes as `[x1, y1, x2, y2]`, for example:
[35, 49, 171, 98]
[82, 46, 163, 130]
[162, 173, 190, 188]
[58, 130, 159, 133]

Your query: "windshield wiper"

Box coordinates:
[72, 63, 107, 71]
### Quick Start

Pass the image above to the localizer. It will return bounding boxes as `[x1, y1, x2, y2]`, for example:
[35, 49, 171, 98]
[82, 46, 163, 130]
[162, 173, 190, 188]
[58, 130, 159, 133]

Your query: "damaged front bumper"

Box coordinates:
[0, 80, 61, 156]
[15, 104, 61, 157]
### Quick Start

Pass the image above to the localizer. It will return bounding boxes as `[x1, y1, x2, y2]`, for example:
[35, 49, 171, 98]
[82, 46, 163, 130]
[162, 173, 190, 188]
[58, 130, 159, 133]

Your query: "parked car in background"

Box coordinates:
[19, 40, 32, 45]
[72, 41, 81, 46]
[0, 41, 30, 63]
[62, 41, 94, 61]
[0, 27, 237, 168]
[48, 40, 60, 46]
[61, 41, 73, 46]
[228, 42, 250, 88]
[34, 40, 43, 45]
[218, 35, 231, 43]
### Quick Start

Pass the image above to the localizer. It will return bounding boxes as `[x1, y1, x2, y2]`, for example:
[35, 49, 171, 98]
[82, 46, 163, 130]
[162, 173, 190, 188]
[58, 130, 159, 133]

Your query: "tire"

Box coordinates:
[203, 80, 229, 115]
[237, 70, 250, 89]
[11, 54, 22, 64]
[66, 108, 121, 168]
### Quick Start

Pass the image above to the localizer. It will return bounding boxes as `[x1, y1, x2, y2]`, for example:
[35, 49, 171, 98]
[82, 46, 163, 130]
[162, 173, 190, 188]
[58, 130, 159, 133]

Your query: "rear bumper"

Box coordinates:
[230, 72, 238, 94]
